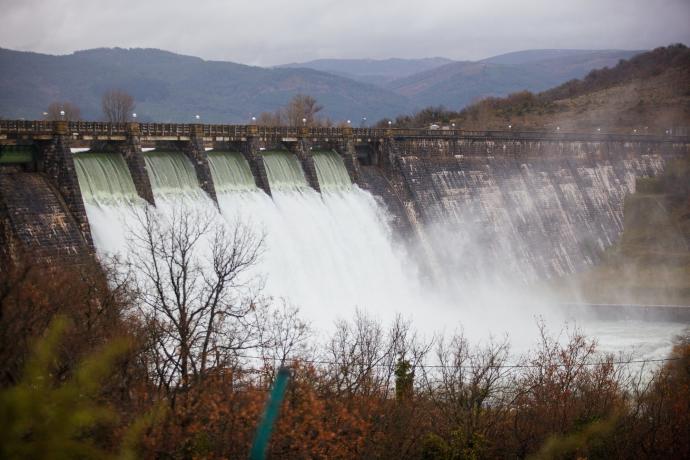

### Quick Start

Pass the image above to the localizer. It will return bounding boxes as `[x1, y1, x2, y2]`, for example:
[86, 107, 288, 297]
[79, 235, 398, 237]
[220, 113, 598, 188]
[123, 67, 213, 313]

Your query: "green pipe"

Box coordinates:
[249, 367, 291, 460]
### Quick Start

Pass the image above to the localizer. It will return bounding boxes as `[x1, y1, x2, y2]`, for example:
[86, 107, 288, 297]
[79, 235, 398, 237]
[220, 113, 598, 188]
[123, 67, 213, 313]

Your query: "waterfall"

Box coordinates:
[312, 150, 352, 191]
[143, 150, 202, 198]
[74, 152, 140, 203]
[72, 147, 683, 360]
[261, 151, 309, 190]
[73, 151, 146, 257]
[209, 150, 427, 330]
[207, 151, 256, 192]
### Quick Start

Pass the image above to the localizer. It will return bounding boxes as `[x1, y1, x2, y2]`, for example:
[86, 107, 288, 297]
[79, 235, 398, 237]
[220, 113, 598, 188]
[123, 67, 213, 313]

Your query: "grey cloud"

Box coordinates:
[0, 0, 688, 65]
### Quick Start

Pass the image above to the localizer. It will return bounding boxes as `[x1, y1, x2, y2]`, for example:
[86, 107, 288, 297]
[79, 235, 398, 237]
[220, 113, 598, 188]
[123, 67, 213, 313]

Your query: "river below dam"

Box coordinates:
[72, 147, 688, 366]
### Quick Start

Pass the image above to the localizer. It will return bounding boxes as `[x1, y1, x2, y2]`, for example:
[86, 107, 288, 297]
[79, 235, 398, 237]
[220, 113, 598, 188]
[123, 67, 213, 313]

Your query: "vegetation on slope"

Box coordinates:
[378, 44, 690, 134]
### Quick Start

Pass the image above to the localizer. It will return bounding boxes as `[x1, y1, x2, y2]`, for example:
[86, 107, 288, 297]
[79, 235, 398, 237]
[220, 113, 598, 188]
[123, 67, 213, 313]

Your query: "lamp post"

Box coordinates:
[132, 113, 137, 120]
[302, 117, 307, 126]
[59, 110, 65, 119]
[251, 116, 256, 123]
[195, 114, 200, 121]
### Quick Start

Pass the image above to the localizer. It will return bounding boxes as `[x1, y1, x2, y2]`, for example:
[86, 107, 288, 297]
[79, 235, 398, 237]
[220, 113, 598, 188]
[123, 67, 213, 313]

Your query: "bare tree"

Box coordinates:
[128, 206, 266, 396]
[284, 94, 323, 126]
[321, 312, 430, 399]
[102, 89, 135, 123]
[256, 110, 284, 127]
[46, 101, 81, 121]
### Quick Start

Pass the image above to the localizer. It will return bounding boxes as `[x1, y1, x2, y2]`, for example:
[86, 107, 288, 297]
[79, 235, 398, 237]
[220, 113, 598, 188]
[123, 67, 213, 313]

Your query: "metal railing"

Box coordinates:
[1, 120, 688, 143]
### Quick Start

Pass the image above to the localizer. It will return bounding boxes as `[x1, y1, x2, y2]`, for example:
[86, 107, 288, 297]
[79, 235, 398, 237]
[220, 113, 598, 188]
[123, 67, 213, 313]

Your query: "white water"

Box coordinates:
[72, 148, 687, 363]
[210, 150, 428, 331]
[73, 151, 148, 258]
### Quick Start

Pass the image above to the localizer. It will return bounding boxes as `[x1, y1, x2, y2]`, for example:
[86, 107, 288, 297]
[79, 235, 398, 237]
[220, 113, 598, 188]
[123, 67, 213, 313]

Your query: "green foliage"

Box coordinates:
[528, 415, 619, 460]
[421, 433, 450, 460]
[394, 356, 414, 401]
[419, 431, 487, 460]
[0, 316, 159, 460]
[448, 430, 487, 460]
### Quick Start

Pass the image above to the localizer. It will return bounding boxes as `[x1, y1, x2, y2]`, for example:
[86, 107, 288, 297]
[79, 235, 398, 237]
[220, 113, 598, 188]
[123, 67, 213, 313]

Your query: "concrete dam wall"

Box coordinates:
[357, 137, 687, 282]
[1, 121, 688, 288]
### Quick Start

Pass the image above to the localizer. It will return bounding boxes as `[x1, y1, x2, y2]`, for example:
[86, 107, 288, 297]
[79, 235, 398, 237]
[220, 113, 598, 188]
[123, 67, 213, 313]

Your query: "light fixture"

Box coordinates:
[195, 114, 200, 120]
[132, 113, 137, 119]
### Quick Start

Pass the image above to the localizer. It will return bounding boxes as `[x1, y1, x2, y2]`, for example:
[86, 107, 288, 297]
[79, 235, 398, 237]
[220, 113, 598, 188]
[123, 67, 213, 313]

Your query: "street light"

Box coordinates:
[388, 120, 392, 127]
[132, 113, 137, 120]
[251, 116, 256, 123]
[59, 110, 65, 118]
[302, 117, 307, 126]
[451, 123, 456, 128]
[195, 114, 200, 121]
[347, 120, 351, 125]
[508, 124, 512, 129]
[42, 111, 48, 119]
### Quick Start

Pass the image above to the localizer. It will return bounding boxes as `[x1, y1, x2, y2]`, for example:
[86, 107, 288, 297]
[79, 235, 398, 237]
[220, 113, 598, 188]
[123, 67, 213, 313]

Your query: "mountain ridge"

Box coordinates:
[0, 46, 649, 123]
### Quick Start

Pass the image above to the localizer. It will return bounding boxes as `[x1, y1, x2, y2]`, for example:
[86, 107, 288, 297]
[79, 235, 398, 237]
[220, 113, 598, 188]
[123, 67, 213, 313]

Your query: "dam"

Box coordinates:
[1, 119, 689, 351]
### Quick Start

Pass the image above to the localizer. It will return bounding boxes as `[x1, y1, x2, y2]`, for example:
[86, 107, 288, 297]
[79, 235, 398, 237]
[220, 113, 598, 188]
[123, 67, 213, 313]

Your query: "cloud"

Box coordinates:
[1, 0, 688, 66]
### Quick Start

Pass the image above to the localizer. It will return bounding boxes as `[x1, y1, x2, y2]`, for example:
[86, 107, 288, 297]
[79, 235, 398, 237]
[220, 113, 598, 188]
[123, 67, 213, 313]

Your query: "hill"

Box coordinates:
[481, 48, 638, 65]
[0, 47, 411, 123]
[277, 57, 453, 87]
[387, 50, 642, 109]
[451, 44, 690, 133]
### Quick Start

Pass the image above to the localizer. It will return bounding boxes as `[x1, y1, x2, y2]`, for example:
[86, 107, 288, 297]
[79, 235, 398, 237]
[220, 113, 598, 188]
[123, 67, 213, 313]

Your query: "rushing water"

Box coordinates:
[73, 151, 147, 257]
[73, 148, 687, 362]
[312, 150, 353, 191]
[209, 150, 425, 329]
[143, 150, 204, 198]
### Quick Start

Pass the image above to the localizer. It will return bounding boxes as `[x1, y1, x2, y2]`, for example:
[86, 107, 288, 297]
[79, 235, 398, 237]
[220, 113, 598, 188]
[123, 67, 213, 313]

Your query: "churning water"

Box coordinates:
[72, 148, 687, 361]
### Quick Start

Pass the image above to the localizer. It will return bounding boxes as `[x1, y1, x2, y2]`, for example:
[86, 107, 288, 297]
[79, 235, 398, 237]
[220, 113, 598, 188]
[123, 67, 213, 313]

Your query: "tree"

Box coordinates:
[129, 206, 265, 397]
[284, 94, 323, 126]
[46, 101, 81, 121]
[102, 89, 135, 123]
[256, 110, 283, 127]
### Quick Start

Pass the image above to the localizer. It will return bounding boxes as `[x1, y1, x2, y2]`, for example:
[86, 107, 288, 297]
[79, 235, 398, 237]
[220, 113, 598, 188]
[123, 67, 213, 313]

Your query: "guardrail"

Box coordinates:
[1, 120, 689, 143]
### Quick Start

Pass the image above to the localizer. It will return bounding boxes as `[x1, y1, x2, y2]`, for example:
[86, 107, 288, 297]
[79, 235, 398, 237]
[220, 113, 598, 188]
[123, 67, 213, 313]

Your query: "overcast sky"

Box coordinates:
[1, 0, 688, 66]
